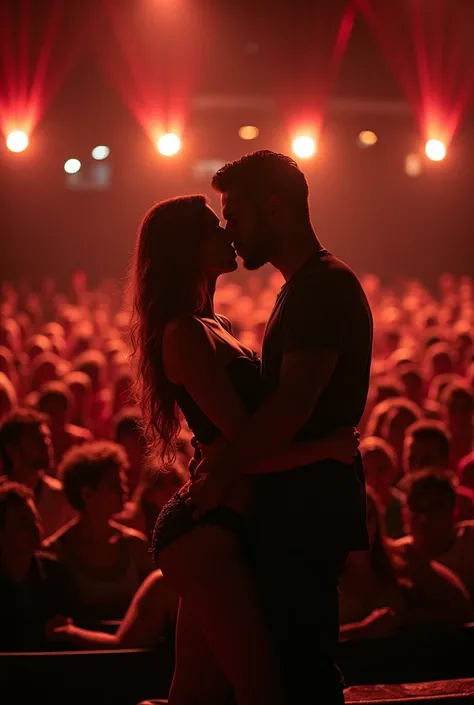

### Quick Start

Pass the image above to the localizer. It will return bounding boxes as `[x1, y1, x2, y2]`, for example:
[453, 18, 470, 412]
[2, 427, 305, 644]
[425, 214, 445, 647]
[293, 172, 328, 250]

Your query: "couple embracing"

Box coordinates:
[129, 150, 373, 705]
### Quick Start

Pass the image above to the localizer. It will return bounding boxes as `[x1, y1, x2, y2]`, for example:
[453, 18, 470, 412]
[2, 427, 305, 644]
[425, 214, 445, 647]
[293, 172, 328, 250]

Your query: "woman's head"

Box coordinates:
[129, 196, 237, 461]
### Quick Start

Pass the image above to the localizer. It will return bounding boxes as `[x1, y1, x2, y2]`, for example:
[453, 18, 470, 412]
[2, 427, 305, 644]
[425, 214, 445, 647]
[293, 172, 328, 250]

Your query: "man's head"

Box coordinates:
[59, 440, 128, 519]
[0, 408, 53, 478]
[211, 150, 310, 270]
[403, 420, 451, 473]
[404, 470, 457, 547]
[0, 481, 43, 557]
[37, 381, 73, 428]
[113, 407, 146, 493]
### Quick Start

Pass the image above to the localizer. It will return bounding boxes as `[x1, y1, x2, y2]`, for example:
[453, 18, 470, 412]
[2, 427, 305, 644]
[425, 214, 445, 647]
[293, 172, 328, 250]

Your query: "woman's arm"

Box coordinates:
[47, 571, 177, 650]
[164, 316, 357, 475]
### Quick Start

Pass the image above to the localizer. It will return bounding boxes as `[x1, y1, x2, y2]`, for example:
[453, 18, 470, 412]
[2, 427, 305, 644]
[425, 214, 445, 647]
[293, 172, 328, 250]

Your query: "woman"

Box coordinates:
[129, 195, 359, 705]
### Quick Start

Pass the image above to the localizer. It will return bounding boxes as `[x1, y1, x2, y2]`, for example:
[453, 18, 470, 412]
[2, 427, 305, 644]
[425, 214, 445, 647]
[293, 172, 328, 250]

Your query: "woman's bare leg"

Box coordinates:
[159, 525, 283, 705]
[169, 598, 230, 705]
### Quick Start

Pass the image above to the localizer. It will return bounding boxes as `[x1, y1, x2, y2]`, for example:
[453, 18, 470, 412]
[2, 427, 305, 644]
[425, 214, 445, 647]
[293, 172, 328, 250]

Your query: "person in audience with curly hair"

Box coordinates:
[44, 441, 153, 622]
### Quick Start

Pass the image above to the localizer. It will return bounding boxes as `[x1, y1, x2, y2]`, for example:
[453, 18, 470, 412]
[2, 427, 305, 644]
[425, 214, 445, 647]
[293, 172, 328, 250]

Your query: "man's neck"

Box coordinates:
[8, 465, 42, 490]
[270, 226, 323, 282]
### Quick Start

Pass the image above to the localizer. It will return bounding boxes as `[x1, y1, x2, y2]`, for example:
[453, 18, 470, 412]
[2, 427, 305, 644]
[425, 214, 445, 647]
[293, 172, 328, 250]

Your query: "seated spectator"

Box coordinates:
[113, 407, 146, 498]
[360, 437, 402, 538]
[339, 491, 405, 639]
[381, 398, 422, 467]
[111, 368, 134, 417]
[398, 365, 425, 408]
[29, 351, 64, 392]
[73, 350, 111, 438]
[393, 471, 474, 602]
[340, 490, 472, 640]
[63, 370, 92, 429]
[0, 409, 75, 537]
[403, 420, 452, 474]
[46, 569, 177, 649]
[441, 383, 474, 470]
[0, 482, 70, 651]
[45, 441, 153, 622]
[25, 334, 52, 362]
[118, 460, 188, 540]
[459, 451, 474, 491]
[425, 342, 454, 380]
[37, 381, 92, 465]
[0, 345, 18, 389]
[0, 372, 17, 419]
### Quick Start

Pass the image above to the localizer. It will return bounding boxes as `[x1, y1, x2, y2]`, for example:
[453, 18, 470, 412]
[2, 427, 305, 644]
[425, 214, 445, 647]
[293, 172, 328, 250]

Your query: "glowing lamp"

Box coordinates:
[425, 139, 446, 162]
[292, 135, 316, 159]
[157, 133, 181, 156]
[359, 130, 378, 147]
[64, 158, 81, 174]
[238, 125, 259, 140]
[6, 130, 29, 153]
[92, 145, 110, 160]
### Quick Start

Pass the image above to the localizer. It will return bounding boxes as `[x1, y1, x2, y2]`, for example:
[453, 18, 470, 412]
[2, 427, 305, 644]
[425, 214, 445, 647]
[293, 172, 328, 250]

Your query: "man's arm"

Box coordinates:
[219, 348, 338, 474]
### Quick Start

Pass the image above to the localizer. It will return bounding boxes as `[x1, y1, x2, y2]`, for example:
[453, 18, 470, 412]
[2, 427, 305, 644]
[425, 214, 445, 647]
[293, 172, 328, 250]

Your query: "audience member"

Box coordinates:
[44, 441, 153, 622]
[37, 381, 92, 465]
[0, 482, 70, 651]
[393, 471, 474, 602]
[0, 409, 75, 537]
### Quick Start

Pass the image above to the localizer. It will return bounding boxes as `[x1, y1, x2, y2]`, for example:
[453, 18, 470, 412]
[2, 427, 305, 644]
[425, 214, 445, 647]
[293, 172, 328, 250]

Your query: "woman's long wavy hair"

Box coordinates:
[128, 195, 210, 462]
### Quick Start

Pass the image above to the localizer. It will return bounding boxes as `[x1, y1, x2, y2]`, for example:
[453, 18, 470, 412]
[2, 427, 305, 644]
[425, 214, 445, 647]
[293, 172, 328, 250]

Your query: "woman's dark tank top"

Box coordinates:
[173, 353, 262, 446]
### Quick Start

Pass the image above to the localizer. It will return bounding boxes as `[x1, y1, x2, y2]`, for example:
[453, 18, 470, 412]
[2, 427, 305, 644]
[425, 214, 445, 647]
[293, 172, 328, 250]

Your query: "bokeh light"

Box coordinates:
[64, 158, 81, 174]
[238, 125, 259, 140]
[6, 130, 29, 153]
[425, 139, 446, 162]
[358, 130, 378, 147]
[292, 135, 316, 159]
[157, 133, 181, 156]
[405, 153, 422, 177]
[92, 145, 110, 160]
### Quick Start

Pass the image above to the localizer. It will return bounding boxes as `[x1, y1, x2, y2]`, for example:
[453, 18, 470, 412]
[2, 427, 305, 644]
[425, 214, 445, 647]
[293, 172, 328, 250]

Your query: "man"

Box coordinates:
[403, 420, 451, 474]
[0, 408, 75, 538]
[0, 482, 70, 651]
[37, 381, 92, 464]
[189, 151, 372, 704]
[393, 470, 474, 603]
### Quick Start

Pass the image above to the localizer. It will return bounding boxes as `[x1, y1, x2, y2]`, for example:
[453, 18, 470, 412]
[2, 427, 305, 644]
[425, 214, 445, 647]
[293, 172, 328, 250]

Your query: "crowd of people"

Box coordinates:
[0, 268, 473, 651]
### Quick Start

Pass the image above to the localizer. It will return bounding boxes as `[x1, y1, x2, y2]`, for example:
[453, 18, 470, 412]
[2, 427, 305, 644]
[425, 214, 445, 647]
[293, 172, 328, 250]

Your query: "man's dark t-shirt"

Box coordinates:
[253, 249, 373, 553]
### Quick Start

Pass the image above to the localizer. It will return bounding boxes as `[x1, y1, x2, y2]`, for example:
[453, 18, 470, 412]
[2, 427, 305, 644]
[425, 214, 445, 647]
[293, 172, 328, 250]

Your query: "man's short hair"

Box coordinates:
[37, 381, 73, 412]
[0, 408, 48, 474]
[0, 481, 35, 527]
[360, 436, 397, 468]
[406, 470, 456, 512]
[58, 441, 128, 511]
[406, 420, 451, 460]
[113, 407, 143, 443]
[211, 150, 310, 219]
